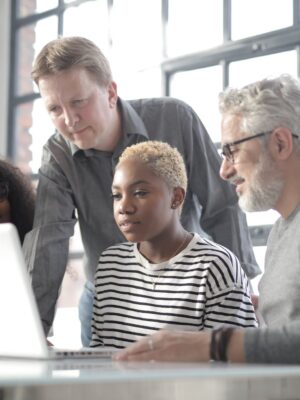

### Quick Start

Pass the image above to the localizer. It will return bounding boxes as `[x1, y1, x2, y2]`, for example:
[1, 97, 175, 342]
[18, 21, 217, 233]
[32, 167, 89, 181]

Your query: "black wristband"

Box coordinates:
[218, 327, 235, 362]
[210, 327, 222, 361]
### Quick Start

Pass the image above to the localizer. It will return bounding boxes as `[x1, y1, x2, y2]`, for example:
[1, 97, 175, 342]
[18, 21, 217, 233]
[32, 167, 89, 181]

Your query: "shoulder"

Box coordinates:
[190, 236, 250, 297]
[192, 233, 237, 262]
[96, 242, 136, 274]
[100, 242, 135, 258]
[42, 132, 74, 163]
[45, 132, 71, 151]
[191, 234, 243, 282]
[127, 97, 196, 116]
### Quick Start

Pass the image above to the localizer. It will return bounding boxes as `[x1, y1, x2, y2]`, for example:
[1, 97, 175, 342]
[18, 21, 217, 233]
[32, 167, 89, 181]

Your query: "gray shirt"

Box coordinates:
[23, 97, 259, 334]
[244, 204, 300, 363]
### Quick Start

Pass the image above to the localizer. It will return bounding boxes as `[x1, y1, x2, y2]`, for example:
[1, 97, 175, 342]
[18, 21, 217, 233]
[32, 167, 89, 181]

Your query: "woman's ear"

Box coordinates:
[171, 187, 186, 209]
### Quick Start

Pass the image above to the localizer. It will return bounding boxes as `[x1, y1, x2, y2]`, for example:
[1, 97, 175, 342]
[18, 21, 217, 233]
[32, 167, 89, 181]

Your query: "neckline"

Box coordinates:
[134, 233, 196, 271]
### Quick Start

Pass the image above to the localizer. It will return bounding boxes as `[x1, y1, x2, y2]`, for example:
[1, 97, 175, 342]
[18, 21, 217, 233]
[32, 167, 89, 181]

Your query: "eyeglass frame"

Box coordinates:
[221, 130, 299, 164]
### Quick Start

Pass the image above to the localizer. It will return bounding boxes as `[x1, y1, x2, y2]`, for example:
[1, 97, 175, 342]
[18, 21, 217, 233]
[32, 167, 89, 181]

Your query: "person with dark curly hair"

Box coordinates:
[0, 159, 35, 244]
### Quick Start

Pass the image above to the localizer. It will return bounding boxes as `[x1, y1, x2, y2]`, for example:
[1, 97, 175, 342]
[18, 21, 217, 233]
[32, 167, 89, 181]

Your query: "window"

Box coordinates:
[7, 1, 300, 304]
[167, 0, 223, 57]
[231, 0, 293, 40]
[170, 66, 222, 142]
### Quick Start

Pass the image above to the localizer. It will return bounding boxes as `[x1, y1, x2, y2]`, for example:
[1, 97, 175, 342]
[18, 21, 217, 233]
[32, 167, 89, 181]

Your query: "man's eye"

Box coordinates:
[230, 147, 239, 155]
[49, 106, 60, 114]
[73, 99, 86, 107]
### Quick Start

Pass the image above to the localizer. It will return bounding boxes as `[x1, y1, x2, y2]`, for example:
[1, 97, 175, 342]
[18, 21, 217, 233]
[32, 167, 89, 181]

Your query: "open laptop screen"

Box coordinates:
[0, 223, 48, 358]
[0, 223, 116, 360]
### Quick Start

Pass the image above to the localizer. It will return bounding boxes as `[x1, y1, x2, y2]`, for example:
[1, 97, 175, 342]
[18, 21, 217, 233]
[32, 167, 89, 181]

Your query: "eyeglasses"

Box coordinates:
[221, 131, 299, 164]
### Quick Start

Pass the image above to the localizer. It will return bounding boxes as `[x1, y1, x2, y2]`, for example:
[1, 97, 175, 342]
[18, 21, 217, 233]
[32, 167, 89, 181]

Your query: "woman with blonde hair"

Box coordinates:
[90, 141, 256, 349]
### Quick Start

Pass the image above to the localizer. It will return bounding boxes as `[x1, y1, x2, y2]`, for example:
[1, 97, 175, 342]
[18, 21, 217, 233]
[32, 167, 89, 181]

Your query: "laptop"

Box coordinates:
[0, 223, 116, 360]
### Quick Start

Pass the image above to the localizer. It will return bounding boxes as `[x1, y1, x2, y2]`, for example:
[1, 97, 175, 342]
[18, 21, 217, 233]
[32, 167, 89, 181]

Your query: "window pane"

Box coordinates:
[14, 103, 34, 173]
[117, 67, 162, 99]
[229, 51, 297, 89]
[247, 210, 279, 227]
[16, 17, 58, 96]
[63, 0, 109, 54]
[13, 100, 51, 174]
[110, 0, 162, 72]
[30, 98, 55, 173]
[170, 66, 222, 142]
[167, 0, 223, 57]
[17, 0, 58, 18]
[15, 25, 37, 96]
[231, 0, 293, 40]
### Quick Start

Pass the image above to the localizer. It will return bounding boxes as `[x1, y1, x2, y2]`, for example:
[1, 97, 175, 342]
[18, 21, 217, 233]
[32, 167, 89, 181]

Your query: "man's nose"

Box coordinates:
[219, 158, 236, 181]
[64, 108, 79, 128]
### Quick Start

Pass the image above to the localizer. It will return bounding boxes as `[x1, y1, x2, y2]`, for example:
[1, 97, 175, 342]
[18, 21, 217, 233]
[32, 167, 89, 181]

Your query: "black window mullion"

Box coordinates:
[7, 0, 18, 160]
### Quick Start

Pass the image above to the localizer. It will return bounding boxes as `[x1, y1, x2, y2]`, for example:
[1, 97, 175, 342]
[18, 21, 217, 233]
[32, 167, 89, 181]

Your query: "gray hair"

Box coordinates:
[219, 74, 300, 152]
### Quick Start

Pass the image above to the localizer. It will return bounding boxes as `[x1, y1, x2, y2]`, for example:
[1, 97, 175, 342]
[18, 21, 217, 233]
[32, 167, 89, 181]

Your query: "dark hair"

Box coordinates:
[0, 159, 35, 243]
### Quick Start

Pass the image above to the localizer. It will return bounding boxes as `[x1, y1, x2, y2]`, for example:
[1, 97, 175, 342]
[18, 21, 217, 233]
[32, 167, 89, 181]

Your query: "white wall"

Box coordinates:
[0, 0, 10, 157]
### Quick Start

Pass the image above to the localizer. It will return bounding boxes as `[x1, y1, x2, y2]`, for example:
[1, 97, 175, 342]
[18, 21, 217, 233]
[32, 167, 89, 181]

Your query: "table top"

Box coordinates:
[0, 357, 299, 385]
[1, 358, 300, 400]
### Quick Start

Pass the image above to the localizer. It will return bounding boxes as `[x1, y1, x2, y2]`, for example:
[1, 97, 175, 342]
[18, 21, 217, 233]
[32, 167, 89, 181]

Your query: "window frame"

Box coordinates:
[7, 0, 300, 248]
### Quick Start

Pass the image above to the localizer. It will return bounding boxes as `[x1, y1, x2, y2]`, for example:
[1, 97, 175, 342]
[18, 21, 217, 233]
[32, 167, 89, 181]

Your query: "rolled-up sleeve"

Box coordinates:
[244, 322, 300, 364]
[23, 144, 76, 335]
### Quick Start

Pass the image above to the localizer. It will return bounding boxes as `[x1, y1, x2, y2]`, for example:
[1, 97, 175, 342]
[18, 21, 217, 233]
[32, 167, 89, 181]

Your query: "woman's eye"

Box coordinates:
[111, 193, 121, 200]
[134, 190, 147, 197]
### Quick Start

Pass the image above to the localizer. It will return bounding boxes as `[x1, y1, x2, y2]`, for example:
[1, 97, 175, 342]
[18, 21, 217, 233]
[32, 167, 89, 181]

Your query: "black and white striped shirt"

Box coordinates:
[91, 233, 257, 348]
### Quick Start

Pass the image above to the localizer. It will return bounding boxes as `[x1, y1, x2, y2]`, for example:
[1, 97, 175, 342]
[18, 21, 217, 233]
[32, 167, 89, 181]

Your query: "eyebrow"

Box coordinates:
[112, 180, 151, 190]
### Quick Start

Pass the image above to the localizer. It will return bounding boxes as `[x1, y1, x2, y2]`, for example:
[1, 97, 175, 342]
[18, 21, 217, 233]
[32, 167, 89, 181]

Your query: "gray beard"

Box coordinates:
[238, 153, 284, 212]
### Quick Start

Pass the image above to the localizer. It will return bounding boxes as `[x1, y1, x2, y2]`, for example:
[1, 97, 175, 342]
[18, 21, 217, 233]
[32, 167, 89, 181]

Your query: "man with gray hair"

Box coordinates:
[116, 74, 300, 364]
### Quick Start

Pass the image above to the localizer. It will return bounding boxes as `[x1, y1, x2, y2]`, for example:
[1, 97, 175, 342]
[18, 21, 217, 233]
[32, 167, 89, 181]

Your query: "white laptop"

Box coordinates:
[0, 223, 116, 360]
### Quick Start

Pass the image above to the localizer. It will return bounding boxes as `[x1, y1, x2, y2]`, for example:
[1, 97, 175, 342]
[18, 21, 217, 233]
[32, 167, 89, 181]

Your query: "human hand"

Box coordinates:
[113, 330, 211, 362]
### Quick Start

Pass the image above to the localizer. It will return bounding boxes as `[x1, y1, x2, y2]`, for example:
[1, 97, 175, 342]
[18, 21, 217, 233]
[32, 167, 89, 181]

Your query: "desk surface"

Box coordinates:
[1, 358, 300, 400]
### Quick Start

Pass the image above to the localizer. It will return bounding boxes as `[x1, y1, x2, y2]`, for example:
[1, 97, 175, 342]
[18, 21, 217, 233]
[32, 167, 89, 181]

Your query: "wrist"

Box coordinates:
[226, 329, 246, 362]
[209, 327, 235, 362]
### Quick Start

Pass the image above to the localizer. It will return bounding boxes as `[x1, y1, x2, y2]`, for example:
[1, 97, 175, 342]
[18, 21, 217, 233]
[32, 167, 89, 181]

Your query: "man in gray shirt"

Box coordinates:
[115, 74, 300, 364]
[23, 36, 258, 346]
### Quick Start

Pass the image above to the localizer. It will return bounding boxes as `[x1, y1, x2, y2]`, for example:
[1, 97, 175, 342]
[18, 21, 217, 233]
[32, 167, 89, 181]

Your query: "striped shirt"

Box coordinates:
[91, 233, 257, 348]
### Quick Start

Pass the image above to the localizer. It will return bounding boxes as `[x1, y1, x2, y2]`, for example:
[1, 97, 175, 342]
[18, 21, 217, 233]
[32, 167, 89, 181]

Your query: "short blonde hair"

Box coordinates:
[118, 141, 187, 191]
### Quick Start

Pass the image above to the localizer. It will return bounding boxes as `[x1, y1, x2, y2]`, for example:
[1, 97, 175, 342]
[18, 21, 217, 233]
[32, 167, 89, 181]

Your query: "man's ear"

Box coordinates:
[108, 81, 118, 108]
[271, 127, 294, 160]
[171, 187, 186, 209]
